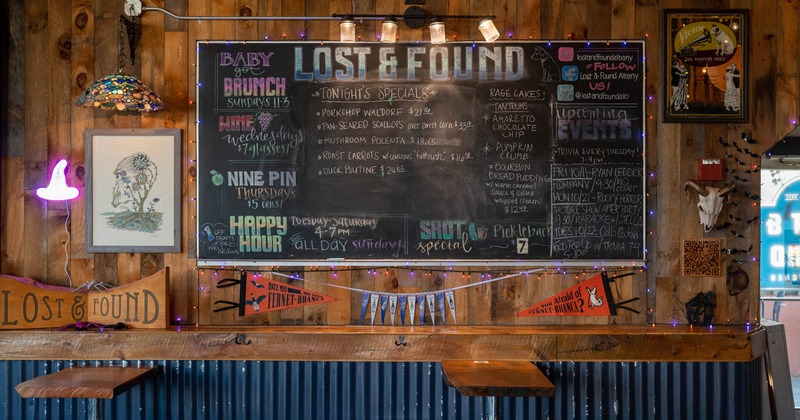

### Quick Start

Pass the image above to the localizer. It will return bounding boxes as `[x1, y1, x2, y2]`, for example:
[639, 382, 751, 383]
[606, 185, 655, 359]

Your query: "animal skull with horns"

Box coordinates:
[684, 180, 735, 232]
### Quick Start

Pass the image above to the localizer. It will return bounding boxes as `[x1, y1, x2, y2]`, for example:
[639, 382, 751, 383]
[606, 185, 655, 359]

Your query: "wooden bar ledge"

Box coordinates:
[0, 325, 763, 362]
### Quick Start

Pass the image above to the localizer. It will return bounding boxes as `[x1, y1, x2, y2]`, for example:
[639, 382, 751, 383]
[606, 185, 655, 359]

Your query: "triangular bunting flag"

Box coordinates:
[517, 272, 637, 317]
[408, 295, 416, 326]
[399, 295, 407, 325]
[370, 294, 379, 325]
[389, 295, 397, 326]
[417, 295, 426, 325]
[445, 290, 457, 325]
[360, 292, 369, 325]
[380, 295, 389, 325]
[244, 276, 336, 315]
[436, 293, 446, 325]
[426, 294, 436, 326]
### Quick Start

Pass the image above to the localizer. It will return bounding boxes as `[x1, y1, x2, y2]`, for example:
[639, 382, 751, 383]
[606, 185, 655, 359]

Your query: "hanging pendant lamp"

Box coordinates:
[75, 13, 163, 112]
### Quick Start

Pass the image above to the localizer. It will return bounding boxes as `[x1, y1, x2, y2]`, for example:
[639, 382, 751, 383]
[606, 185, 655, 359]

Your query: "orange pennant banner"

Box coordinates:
[243, 277, 336, 315]
[517, 273, 616, 317]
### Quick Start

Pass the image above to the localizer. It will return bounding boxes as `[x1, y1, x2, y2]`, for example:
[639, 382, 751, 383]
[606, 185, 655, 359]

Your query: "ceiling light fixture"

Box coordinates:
[428, 18, 446, 44]
[478, 18, 500, 42]
[340, 15, 356, 42]
[122, 1, 497, 44]
[76, 6, 163, 112]
[381, 17, 398, 43]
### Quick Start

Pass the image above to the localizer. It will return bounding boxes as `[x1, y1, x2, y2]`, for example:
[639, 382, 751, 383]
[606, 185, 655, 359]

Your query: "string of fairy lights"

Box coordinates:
[176, 266, 643, 325]
[177, 28, 800, 261]
[177, 32, 800, 330]
[186, 38, 654, 257]
[197, 264, 646, 278]
[181, 38, 650, 327]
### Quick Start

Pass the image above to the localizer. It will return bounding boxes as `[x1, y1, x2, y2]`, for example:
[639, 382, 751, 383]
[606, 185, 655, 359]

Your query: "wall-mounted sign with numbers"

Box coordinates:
[195, 41, 646, 266]
[761, 169, 800, 289]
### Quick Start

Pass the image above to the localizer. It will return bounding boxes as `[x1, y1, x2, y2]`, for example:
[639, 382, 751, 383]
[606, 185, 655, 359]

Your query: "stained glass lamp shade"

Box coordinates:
[75, 72, 163, 112]
[75, 13, 163, 112]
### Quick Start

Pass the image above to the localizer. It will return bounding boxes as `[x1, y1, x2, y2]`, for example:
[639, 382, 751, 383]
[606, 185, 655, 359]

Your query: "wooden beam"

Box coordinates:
[0, 325, 763, 362]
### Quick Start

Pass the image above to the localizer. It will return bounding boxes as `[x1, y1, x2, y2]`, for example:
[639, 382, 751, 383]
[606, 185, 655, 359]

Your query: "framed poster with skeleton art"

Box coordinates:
[663, 10, 748, 122]
[85, 128, 182, 253]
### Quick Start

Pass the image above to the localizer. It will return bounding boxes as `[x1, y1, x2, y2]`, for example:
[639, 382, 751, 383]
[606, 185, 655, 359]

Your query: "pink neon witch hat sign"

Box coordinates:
[36, 159, 79, 201]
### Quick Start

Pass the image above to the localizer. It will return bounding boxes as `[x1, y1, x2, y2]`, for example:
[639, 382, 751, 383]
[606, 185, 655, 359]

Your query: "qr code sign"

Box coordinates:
[682, 239, 722, 276]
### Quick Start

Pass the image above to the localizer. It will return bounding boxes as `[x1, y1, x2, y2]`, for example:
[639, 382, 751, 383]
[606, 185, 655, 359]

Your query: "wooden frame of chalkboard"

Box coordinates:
[195, 41, 646, 267]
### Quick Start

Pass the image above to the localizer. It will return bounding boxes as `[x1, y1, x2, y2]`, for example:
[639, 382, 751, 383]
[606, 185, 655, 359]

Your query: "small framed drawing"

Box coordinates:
[663, 9, 748, 122]
[85, 128, 182, 253]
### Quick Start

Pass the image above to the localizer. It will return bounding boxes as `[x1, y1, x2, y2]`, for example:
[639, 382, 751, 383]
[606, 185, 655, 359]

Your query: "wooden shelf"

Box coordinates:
[441, 360, 555, 397]
[0, 325, 764, 362]
[16, 366, 161, 399]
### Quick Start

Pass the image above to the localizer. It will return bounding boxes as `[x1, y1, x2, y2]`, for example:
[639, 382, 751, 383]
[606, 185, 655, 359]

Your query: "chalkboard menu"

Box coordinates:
[196, 41, 646, 265]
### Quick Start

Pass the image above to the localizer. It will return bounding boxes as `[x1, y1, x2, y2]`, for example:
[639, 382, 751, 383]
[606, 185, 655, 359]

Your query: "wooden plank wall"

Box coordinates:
[2, 0, 795, 327]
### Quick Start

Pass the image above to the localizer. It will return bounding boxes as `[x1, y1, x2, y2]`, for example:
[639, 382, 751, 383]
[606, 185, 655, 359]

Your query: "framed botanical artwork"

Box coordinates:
[85, 128, 182, 252]
[663, 9, 748, 122]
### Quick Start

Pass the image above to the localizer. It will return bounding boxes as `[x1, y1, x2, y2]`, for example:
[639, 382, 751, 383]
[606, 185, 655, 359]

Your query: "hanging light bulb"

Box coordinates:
[340, 16, 356, 42]
[37, 159, 79, 201]
[429, 18, 446, 44]
[381, 17, 398, 43]
[478, 18, 500, 42]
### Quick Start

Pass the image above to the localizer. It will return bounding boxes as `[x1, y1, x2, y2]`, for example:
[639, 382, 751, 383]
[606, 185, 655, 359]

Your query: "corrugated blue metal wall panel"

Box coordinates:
[1, 360, 754, 419]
